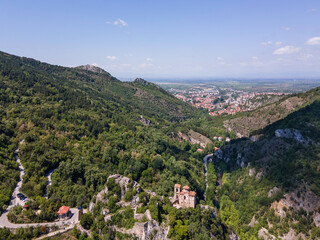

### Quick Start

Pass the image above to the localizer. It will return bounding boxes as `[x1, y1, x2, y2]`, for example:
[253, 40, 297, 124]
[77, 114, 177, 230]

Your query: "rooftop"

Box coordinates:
[183, 185, 190, 190]
[57, 206, 70, 215]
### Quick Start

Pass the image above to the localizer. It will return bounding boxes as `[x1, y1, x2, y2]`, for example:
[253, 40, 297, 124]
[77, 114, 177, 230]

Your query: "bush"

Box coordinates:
[80, 213, 94, 230]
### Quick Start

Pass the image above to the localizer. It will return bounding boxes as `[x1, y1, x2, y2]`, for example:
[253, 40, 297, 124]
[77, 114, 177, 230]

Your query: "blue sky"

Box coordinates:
[1, 0, 320, 79]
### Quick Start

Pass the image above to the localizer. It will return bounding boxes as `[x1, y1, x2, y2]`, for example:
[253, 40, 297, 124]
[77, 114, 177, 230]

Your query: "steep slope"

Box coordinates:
[223, 87, 320, 137]
[211, 95, 320, 239]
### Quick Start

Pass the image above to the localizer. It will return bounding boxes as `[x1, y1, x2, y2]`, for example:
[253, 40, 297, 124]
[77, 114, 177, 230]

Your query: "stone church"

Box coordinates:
[172, 184, 196, 208]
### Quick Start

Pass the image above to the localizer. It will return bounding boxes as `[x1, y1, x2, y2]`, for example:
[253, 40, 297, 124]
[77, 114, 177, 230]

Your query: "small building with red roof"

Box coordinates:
[57, 206, 71, 219]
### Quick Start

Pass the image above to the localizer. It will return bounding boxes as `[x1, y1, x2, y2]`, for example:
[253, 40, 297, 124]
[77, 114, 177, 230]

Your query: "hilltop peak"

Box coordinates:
[76, 64, 108, 74]
[134, 78, 150, 85]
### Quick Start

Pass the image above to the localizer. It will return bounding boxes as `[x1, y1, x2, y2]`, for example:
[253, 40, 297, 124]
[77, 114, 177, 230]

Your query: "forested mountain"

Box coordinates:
[0, 51, 230, 239]
[212, 88, 320, 239]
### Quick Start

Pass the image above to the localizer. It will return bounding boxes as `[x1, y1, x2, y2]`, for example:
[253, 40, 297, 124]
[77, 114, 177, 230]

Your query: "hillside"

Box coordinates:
[211, 94, 320, 239]
[0, 51, 233, 239]
[223, 87, 320, 137]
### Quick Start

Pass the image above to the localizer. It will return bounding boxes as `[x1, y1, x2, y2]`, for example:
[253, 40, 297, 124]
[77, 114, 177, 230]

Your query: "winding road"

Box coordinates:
[0, 140, 79, 229]
[8, 139, 26, 209]
[44, 168, 57, 199]
[203, 153, 213, 201]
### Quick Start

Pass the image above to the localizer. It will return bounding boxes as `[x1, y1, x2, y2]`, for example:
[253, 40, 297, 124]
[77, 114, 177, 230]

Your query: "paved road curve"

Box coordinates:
[44, 168, 57, 199]
[0, 140, 79, 229]
[0, 208, 79, 229]
[203, 154, 213, 201]
[8, 140, 26, 209]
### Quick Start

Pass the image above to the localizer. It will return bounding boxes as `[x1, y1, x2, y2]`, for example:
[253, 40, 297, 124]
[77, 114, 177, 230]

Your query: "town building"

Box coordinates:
[171, 184, 196, 208]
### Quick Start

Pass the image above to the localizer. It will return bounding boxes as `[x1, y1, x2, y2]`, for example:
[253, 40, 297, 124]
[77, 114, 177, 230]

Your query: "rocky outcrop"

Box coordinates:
[248, 215, 258, 227]
[275, 129, 308, 144]
[134, 78, 151, 85]
[177, 130, 212, 148]
[314, 212, 320, 227]
[282, 187, 320, 213]
[268, 187, 280, 198]
[139, 115, 151, 126]
[249, 168, 256, 177]
[258, 227, 277, 240]
[76, 64, 108, 74]
[229, 231, 240, 240]
[116, 220, 170, 240]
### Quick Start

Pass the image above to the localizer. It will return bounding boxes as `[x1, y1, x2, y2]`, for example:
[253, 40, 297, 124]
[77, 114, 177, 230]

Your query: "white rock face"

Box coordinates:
[249, 168, 256, 177]
[250, 134, 263, 142]
[275, 129, 307, 144]
[118, 220, 170, 240]
[268, 187, 280, 198]
[314, 212, 320, 227]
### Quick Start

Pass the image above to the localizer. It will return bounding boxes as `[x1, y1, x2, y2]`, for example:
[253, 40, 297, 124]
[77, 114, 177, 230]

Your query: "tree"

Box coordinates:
[80, 213, 94, 230]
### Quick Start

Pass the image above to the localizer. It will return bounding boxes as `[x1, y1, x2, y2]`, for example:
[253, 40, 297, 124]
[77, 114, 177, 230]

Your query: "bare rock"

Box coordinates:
[256, 171, 263, 179]
[314, 212, 320, 227]
[275, 129, 307, 144]
[177, 130, 212, 148]
[248, 215, 258, 227]
[258, 227, 277, 240]
[117, 220, 170, 240]
[249, 168, 256, 177]
[139, 115, 151, 126]
[250, 134, 264, 142]
[229, 231, 240, 240]
[268, 187, 280, 198]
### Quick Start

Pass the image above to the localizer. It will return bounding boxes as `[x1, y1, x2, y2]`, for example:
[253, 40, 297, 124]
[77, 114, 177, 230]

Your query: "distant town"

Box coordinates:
[168, 85, 291, 116]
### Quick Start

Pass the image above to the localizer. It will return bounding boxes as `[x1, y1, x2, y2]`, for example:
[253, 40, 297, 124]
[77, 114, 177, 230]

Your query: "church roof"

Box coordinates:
[174, 184, 181, 188]
[190, 191, 196, 197]
[183, 185, 190, 190]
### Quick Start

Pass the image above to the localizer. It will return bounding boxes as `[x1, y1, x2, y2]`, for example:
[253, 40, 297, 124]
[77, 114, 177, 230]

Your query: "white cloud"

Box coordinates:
[140, 63, 154, 68]
[106, 18, 128, 27]
[308, 8, 317, 12]
[261, 41, 273, 46]
[251, 56, 258, 60]
[275, 41, 282, 46]
[306, 37, 320, 45]
[106, 56, 117, 60]
[146, 58, 152, 62]
[114, 18, 128, 27]
[282, 27, 291, 31]
[217, 57, 223, 61]
[273, 46, 300, 55]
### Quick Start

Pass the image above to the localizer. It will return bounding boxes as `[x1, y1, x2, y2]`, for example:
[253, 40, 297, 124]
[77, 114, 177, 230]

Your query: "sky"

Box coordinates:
[1, 0, 320, 79]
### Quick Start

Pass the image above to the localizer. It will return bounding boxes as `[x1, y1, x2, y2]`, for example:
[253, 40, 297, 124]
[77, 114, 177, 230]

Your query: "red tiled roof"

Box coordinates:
[174, 184, 181, 188]
[190, 191, 196, 197]
[57, 206, 70, 215]
[183, 185, 190, 190]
